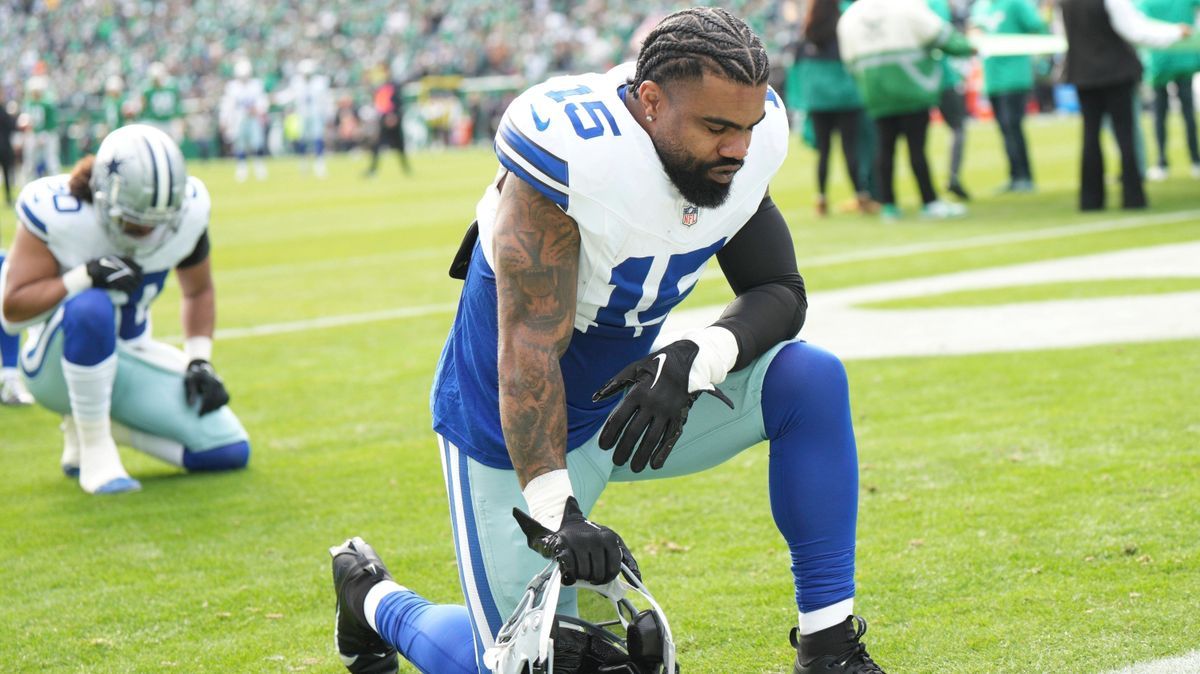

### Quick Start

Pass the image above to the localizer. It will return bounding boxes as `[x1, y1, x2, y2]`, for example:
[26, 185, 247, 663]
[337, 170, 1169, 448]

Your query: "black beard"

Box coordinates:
[653, 141, 742, 208]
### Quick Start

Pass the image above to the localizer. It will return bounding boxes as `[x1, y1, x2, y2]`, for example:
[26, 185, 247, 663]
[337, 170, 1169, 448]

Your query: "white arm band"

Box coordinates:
[184, 336, 214, 362]
[61, 265, 93, 299]
[522, 469, 574, 530]
[680, 325, 740, 392]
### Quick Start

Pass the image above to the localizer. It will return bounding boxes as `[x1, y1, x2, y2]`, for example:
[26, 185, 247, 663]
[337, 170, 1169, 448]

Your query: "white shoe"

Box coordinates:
[0, 376, 34, 406]
[234, 164, 249, 183]
[921, 199, 967, 219]
[1146, 166, 1168, 182]
[78, 435, 140, 494]
[1191, 163, 1200, 179]
[254, 162, 268, 181]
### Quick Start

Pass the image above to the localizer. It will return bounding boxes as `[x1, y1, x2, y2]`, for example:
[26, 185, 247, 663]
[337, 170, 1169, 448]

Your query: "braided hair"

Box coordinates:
[629, 7, 770, 98]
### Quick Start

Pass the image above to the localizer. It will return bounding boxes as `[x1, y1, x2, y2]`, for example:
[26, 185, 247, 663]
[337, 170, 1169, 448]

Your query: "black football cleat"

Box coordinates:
[792, 615, 886, 674]
[330, 537, 399, 674]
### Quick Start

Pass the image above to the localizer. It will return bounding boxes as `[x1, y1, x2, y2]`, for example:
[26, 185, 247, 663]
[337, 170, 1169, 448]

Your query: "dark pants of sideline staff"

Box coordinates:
[1077, 81, 1146, 211]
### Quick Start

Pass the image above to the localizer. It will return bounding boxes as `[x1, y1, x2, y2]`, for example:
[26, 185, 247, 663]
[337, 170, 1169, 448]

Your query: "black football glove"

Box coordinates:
[86, 255, 143, 295]
[184, 359, 231, 416]
[593, 340, 733, 473]
[513, 495, 640, 585]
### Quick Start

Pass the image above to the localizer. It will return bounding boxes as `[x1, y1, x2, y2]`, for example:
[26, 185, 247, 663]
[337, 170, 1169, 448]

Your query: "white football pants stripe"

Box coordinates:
[439, 435, 496, 658]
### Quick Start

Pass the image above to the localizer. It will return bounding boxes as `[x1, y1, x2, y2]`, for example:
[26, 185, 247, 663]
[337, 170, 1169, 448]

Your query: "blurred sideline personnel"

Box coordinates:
[220, 59, 269, 183]
[970, 0, 1048, 194]
[793, 0, 875, 217]
[838, 0, 974, 221]
[364, 74, 411, 177]
[287, 59, 332, 178]
[929, 0, 972, 201]
[0, 124, 250, 494]
[1, 97, 16, 205]
[1140, 0, 1200, 182]
[140, 62, 185, 143]
[20, 75, 61, 186]
[331, 8, 889, 674]
[1059, 0, 1191, 210]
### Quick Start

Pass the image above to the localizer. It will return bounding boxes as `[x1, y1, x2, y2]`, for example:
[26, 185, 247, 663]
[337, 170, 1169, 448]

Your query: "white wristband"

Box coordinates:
[62, 265, 93, 299]
[680, 325, 740, 392]
[184, 336, 213, 362]
[522, 469, 574, 530]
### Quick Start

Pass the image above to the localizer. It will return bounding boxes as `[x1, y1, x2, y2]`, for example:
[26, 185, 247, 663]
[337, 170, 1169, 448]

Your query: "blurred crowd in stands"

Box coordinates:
[0, 0, 1196, 213]
[0, 0, 797, 168]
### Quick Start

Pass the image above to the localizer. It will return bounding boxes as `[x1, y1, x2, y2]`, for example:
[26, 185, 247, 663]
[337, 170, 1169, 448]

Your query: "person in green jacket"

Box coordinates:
[970, 0, 1049, 193]
[793, 0, 876, 215]
[1140, 0, 1200, 180]
[839, 0, 976, 220]
[19, 75, 60, 185]
[930, 0, 972, 200]
[140, 62, 185, 142]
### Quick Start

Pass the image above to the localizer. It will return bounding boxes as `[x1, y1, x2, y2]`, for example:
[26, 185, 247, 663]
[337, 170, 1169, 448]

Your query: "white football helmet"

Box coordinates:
[484, 562, 677, 674]
[90, 124, 188, 255]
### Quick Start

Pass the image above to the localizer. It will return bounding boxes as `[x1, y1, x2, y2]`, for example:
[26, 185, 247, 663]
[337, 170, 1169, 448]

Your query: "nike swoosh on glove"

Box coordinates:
[513, 496, 640, 585]
[592, 340, 733, 473]
[86, 255, 143, 295]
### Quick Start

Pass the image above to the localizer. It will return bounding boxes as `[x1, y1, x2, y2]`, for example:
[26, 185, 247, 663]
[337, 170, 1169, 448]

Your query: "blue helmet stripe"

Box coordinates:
[141, 136, 161, 209]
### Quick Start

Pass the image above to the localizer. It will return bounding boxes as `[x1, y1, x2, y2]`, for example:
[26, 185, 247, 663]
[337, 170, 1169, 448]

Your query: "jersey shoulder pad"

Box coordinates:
[758, 84, 791, 164]
[182, 176, 212, 221]
[15, 176, 87, 243]
[494, 70, 626, 211]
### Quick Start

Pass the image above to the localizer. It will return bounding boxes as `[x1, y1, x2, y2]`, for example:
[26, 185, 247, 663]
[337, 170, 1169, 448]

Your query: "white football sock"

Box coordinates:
[364, 580, 408, 633]
[62, 355, 132, 492]
[799, 598, 854, 635]
[61, 416, 80, 471]
[2, 366, 19, 382]
[112, 422, 185, 467]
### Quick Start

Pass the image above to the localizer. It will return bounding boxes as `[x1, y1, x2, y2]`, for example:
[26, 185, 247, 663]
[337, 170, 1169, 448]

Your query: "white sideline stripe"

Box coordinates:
[760, 208, 1200, 274]
[209, 303, 457, 340]
[158, 209, 1200, 345]
[1103, 650, 1200, 674]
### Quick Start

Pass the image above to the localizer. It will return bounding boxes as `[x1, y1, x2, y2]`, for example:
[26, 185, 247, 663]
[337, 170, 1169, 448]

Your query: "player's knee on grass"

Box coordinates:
[183, 440, 250, 472]
[62, 289, 116, 365]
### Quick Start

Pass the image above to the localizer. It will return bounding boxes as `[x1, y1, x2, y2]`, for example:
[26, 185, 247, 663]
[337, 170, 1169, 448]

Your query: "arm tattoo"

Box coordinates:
[493, 176, 581, 487]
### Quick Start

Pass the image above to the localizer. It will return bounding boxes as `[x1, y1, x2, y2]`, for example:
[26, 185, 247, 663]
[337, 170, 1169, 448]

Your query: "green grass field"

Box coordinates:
[2, 115, 1198, 673]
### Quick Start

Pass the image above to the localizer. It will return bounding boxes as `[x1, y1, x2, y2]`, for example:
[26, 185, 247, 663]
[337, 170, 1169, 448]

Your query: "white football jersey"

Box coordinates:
[288, 74, 330, 121]
[474, 62, 789, 338]
[220, 78, 266, 130]
[5, 174, 210, 338]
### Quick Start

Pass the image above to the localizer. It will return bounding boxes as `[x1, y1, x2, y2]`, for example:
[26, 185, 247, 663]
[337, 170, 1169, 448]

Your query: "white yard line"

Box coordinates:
[212, 303, 457, 340]
[663, 240, 1200, 359]
[171, 210, 1200, 348]
[1103, 650, 1200, 674]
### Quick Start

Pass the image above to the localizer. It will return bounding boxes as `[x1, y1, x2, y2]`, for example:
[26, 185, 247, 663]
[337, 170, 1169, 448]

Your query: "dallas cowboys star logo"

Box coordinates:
[105, 156, 123, 176]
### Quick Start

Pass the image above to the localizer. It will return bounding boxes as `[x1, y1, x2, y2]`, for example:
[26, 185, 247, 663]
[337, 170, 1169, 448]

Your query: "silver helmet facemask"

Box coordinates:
[484, 562, 677, 674]
[90, 124, 187, 255]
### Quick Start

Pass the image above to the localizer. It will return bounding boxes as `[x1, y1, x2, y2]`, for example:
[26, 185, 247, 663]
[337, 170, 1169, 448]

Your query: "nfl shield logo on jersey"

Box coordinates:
[681, 204, 699, 226]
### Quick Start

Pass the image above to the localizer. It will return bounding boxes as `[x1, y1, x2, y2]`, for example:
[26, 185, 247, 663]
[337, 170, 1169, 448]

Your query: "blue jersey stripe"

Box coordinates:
[497, 121, 568, 187]
[19, 201, 49, 237]
[497, 145, 569, 210]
